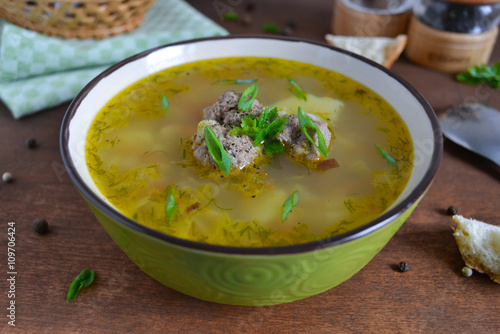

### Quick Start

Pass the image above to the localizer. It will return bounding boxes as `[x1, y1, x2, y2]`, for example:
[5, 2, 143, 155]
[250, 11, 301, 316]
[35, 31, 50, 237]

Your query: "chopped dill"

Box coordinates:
[343, 198, 355, 213]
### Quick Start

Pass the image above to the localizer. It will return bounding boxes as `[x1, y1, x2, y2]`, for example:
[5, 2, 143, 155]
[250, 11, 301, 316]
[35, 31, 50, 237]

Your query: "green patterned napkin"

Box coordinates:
[0, 0, 228, 118]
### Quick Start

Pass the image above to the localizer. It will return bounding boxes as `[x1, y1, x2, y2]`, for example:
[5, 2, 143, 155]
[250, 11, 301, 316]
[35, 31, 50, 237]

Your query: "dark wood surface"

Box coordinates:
[1, 0, 499, 333]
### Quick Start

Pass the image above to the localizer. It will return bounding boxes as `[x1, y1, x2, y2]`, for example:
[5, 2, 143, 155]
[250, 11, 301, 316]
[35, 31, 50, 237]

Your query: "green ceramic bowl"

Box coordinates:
[60, 36, 442, 306]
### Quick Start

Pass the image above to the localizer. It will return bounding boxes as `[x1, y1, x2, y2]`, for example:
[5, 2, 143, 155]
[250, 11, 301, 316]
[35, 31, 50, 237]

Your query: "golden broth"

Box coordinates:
[86, 57, 413, 247]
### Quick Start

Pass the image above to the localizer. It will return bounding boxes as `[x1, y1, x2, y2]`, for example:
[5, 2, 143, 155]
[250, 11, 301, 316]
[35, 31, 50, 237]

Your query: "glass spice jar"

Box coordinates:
[405, 0, 500, 73]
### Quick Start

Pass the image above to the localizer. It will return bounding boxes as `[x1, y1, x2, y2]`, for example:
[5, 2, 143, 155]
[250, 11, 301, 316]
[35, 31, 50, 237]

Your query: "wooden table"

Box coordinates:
[1, 0, 499, 332]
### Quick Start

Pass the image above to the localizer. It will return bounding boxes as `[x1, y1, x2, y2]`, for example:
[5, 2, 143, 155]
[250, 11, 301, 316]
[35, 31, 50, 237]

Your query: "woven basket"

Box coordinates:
[0, 0, 156, 39]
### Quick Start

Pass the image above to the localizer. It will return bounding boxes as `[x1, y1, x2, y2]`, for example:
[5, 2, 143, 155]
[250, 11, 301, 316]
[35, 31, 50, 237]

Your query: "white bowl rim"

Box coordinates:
[60, 35, 442, 256]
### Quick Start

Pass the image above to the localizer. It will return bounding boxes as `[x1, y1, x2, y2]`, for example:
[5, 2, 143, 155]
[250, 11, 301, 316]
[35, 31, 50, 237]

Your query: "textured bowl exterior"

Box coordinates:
[85, 196, 419, 306]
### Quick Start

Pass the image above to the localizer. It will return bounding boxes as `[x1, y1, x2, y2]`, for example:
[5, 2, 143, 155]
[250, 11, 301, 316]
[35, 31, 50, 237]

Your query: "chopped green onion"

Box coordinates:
[375, 143, 398, 171]
[253, 116, 287, 146]
[257, 106, 278, 128]
[262, 22, 280, 33]
[204, 126, 232, 175]
[222, 11, 239, 21]
[253, 128, 266, 147]
[298, 107, 329, 158]
[288, 77, 307, 101]
[282, 191, 299, 222]
[264, 116, 287, 142]
[67, 268, 95, 301]
[166, 186, 177, 223]
[213, 78, 259, 85]
[264, 140, 285, 155]
[161, 93, 169, 110]
[238, 84, 259, 112]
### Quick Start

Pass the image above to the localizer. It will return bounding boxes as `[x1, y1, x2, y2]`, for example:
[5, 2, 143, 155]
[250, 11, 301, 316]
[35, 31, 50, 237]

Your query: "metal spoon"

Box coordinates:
[440, 103, 500, 166]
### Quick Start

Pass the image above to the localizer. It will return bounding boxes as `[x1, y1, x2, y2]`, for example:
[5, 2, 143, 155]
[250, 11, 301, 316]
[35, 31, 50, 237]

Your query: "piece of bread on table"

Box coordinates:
[324, 34, 407, 69]
[453, 215, 500, 283]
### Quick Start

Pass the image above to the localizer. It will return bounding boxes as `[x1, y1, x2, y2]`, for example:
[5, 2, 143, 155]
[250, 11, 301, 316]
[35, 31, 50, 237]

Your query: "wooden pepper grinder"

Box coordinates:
[332, 0, 414, 37]
[405, 0, 500, 73]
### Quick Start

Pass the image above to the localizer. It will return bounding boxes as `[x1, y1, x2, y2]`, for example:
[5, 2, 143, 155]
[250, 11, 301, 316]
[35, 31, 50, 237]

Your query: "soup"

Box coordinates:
[86, 57, 413, 247]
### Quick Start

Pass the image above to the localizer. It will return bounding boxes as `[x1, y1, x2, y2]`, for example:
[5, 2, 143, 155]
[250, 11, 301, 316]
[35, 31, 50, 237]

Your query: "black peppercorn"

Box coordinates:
[33, 218, 49, 235]
[399, 262, 409, 272]
[245, 3, 255, 13]
[26, 137, 37, 149]
[286, 20, 297, 30]
[447, 206, 458, 216]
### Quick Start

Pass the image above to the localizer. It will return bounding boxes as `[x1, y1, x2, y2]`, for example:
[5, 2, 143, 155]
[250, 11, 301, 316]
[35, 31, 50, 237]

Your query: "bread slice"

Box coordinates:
[324, 34, 407, 69]
[453, 215, 500, 283]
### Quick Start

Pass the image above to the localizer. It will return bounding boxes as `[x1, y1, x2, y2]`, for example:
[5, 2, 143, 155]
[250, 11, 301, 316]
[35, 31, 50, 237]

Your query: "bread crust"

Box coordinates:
[382, 35, 407, 68]
[324, 34, 407, 69]
[453, 215, 500, 284]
